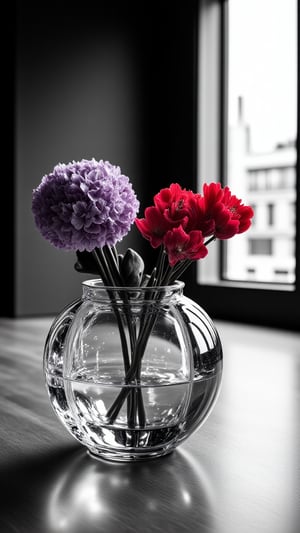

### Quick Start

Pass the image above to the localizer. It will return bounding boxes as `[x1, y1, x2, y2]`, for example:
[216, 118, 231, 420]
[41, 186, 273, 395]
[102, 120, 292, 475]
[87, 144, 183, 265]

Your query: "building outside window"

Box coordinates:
[267, 204, 274, 226]
[223, 0, 297, 285]
[195, 0, 298, 330]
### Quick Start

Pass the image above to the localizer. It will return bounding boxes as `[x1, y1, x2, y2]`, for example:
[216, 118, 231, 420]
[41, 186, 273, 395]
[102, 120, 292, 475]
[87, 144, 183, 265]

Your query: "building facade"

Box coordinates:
[225, 107, 296, 284]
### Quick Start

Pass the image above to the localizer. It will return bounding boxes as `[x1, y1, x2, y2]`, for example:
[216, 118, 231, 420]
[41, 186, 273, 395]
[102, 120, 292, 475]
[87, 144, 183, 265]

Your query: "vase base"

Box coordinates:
[86, 446, 174, 463]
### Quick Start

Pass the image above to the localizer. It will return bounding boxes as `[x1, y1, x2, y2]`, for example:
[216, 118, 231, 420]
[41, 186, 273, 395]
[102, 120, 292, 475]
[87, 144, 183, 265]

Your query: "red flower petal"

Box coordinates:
[135, 206, 173, 248]
[203, 182, 224, 209]
[201, 183, 254, 239]
[154, 183, 183, 212]
[164, 226, 208, 266]
[215, 219, 239, 239]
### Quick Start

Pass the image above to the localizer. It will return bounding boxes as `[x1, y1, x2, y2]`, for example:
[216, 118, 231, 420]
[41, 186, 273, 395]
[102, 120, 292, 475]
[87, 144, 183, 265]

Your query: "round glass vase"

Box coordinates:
[44, 279, 223, 462]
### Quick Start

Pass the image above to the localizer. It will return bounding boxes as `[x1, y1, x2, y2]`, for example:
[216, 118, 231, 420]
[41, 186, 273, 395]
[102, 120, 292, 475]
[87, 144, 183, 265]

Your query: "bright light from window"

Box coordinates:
[224, 0, 297, 285]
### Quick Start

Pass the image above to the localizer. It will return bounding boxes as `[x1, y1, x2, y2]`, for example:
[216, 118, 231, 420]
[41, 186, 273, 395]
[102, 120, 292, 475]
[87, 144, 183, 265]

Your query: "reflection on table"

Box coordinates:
[0, 317, 299, 533]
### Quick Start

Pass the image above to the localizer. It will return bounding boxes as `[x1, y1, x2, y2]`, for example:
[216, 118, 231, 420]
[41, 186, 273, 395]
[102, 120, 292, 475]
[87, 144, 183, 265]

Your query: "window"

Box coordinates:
[267, 204, 274, 226]
[190, 0, 299, 331]
[224, 0, 297, 285]
[249, 238, 272, 256]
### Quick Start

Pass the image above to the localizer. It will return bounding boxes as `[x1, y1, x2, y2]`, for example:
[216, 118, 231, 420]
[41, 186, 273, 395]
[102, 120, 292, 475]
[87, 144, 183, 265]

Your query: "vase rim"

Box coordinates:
[82, 278, 185, 292]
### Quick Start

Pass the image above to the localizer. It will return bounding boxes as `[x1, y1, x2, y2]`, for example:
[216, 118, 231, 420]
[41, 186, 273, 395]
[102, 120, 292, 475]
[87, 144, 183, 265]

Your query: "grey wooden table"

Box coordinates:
[0, 317, 299, 533]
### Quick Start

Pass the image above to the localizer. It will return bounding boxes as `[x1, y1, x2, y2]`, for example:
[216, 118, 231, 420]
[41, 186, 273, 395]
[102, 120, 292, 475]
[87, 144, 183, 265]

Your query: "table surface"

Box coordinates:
[0, 317, 299, 533]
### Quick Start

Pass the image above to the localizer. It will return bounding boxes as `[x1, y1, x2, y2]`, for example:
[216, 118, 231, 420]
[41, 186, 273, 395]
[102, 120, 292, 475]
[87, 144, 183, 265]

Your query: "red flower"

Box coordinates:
[154, 183, 183, 212]
[201, 183, 254, 239]
[135, 183, 194, 247]
[135, 182, 254, 264]
[154, 183, 195, 228]
[210, 202, 240, 239]
[221, 186, 254, 234]
[203, 182, 223, 208]
[135, 206, 173, 248]
[164, 226, 208, 267]
[137, 183, 212, 242]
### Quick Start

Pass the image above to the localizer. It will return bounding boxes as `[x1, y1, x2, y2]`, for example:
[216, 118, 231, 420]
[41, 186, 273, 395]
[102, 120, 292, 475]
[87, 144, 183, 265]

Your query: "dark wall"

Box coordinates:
[11, 1, 198, 316]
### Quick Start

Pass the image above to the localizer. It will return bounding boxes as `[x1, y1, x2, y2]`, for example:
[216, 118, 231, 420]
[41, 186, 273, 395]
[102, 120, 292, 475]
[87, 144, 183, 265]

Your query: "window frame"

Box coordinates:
[183, 0, 299, 331]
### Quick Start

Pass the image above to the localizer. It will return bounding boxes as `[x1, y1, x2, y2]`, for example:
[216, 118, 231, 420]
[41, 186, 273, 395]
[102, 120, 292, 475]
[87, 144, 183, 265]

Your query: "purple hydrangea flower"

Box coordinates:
[32, 159, 140, 251]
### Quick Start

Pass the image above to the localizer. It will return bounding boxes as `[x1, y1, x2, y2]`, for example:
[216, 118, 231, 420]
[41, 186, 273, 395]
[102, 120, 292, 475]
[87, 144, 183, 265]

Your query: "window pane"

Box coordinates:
[223, 0, 297, 285]
[248, 238, 273, 256]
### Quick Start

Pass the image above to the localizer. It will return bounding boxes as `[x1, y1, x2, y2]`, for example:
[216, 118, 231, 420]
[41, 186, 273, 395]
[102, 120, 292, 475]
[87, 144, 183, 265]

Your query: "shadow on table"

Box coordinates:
[1, 444, 216, 533]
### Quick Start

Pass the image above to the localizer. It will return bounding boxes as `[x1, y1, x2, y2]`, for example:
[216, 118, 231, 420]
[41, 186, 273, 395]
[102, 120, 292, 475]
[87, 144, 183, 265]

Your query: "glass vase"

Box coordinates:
[44, 279, 223, 462]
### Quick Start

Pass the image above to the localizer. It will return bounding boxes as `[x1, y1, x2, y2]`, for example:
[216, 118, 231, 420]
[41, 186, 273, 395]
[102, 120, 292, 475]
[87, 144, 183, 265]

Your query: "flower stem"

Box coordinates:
[102, 245, 124, 286]
[204, 236, 217, 246]
[94, 246, 146, 427]
[106, 295, 160, 424]
[137, 386, 146, 426]
[155, 246, 166, 286]
[92, 249, 130, 373]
